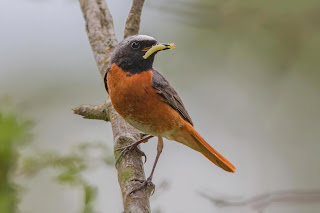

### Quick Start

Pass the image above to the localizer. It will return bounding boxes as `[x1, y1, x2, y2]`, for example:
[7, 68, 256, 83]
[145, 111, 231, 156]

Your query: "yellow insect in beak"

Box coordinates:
[143, 43, 176, 59]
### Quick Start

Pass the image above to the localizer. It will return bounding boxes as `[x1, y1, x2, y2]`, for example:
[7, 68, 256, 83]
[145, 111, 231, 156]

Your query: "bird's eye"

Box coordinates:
[131, 42, 140, 49]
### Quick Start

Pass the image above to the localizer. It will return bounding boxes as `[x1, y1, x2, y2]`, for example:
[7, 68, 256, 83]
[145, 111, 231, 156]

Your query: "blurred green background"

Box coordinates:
[1, 0, 320, 212]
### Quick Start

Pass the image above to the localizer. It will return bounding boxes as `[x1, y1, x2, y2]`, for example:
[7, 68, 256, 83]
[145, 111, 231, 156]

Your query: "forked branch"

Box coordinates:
[77, 0, 150, 212]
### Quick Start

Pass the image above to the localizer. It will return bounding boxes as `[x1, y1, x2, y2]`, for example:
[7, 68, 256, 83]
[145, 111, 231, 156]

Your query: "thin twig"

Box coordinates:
[200, 189, 320, 212]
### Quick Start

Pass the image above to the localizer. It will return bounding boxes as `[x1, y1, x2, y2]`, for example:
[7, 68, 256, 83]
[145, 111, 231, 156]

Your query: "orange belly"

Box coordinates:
[107, 63, 185, 136]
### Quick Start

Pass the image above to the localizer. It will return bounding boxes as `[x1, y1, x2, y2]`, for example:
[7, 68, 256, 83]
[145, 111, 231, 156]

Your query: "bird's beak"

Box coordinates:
[142, 43, 176, 59]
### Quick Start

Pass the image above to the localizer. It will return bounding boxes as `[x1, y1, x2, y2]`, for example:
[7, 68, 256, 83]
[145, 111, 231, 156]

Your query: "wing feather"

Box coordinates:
[152, 69, 193, 126]
[104, 68, 109, 93]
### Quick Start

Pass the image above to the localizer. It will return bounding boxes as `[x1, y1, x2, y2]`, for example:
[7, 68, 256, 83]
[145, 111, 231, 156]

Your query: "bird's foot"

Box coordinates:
[115, 141, 147, 166]
[129, 177, 155, 195]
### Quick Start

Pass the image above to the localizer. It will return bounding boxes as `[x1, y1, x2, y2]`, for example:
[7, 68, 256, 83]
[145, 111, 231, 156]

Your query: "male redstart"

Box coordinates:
[104, 35, 235, 193]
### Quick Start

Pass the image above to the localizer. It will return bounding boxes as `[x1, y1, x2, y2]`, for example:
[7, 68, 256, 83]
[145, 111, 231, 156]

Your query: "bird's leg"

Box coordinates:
[148, 137, 163, 181]
[116, 135, 153, 165]
[130, 136, 163, 195]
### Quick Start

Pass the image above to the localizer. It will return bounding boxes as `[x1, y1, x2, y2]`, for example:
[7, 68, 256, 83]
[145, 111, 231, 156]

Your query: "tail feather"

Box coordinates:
[172, 123, 236, 173]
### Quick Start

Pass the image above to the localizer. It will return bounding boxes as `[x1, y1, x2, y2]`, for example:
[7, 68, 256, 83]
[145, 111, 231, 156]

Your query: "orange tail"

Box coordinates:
[171, 122, 236, 173]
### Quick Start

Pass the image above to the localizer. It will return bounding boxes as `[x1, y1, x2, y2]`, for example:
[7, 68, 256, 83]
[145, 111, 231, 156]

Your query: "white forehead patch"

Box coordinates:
[134, 35, 155, 41]
[118, 35, 157, 49]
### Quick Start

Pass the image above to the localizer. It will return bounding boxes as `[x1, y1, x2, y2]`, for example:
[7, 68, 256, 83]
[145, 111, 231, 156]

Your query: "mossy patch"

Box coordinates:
[119, 169, 134, 183]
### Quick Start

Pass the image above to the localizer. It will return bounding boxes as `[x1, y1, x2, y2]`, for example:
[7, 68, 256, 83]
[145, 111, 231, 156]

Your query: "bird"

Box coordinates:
[104, 35, 235, 193]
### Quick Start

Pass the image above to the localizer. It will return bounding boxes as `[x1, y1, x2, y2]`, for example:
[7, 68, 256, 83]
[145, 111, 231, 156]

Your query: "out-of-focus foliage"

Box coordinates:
[18, 142, 114, 213]
[0, 101, 114, 213]
[0, 110, 32, 213]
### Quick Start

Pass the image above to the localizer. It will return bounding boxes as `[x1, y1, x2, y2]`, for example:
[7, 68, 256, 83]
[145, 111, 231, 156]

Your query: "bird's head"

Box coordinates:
[110, 35, 176, 74]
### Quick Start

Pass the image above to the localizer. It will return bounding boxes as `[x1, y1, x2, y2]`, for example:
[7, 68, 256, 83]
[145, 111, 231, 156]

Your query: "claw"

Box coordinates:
[116, 144, 146, 166]
[131, 178, 145, 183]
[115, 137, 151, 166]
[129, 177, 155, 195]
[135, 148, 147, 163]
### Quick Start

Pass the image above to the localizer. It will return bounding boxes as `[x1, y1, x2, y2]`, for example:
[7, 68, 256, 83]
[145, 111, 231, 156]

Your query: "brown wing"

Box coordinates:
[152, 69, 193, 126]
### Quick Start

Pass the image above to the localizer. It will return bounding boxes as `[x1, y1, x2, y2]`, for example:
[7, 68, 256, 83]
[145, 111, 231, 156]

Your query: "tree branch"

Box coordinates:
[77, 0, 151, 212]
[73, 101, 110, 121]
[200, 190, 320, 212]
[124, 0, 145, 38]
[79, 0, 117, 78]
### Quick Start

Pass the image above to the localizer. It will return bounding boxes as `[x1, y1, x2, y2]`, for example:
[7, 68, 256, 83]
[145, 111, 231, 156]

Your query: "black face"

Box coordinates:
[111, 35, 158, 74]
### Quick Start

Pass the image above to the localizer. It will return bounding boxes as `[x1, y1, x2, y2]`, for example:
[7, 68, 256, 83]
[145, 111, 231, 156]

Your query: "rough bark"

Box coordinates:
[73, 101, 110, 121]
[76, 0, 151, 212]
[124, 0, 145, 38]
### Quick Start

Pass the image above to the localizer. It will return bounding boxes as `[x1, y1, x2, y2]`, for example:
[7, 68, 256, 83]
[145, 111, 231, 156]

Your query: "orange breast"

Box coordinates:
[107, 63, 185, 136]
